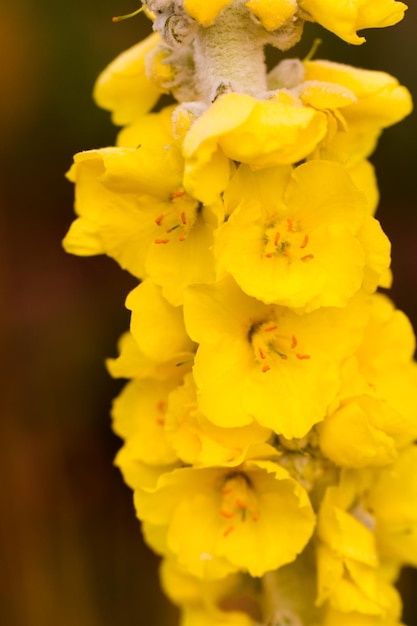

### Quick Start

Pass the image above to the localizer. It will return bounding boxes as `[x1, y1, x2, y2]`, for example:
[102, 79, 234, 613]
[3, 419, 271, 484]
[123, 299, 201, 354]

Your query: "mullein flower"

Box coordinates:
[183, 276, 370, 438]
[134, 458, 315, 579]
[215, 160, 390, 310]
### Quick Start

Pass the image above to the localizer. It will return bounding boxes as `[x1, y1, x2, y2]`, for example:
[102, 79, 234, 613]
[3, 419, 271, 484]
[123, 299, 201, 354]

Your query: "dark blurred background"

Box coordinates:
[0, 2, 416, 625]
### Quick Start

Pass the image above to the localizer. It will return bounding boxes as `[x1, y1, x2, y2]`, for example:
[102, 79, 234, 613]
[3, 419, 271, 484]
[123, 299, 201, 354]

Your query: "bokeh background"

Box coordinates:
[1, 2, 416, 625]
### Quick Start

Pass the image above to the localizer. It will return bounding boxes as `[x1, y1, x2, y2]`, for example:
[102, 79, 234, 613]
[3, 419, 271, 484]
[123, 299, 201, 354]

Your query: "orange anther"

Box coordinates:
[235, 499, 247, 510]
[258, 347, 266, 360]
[296, 353, 311, 360]
[180, 211, 187, 225]
[155, 417, 165, 426]
[280, 354, 288, 360]
[154, 238, 169, 244]
[265, 252, 273, 258]
[155, 214, 164, 226]
[179, 233, 186, 242]
[223, 525, 235, 537]
[274, 231, 281, 246]
[301, 254, 314, 261]
[300, 234, 309, 249]
[262, 364, 271, 373]
[220, 510, 235, 519]
[170, 190, 185, 200]
[156, 400, 166, 412]
[252, 513, 259, 522]
[287, 218, 294, 232]
[264, 325, 277, 332]
[222, 488, 232, 495]
[291, 335, 298, 349]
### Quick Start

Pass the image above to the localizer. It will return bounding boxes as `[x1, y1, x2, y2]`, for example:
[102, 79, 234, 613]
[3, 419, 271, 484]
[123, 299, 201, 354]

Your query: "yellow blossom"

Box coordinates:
[63, 113, 223, 305]
[178, 92, 328, 196]
[134, 459, 315, 578]
[245, 0, 297, 31]
[304, 60, 413, 163]
[93, 33, 162, 126]
[216, 160, 390, 310]
[299, 0, 407, 44]
[126, 280, 194, 360]
[161, 559, 256, 626]
[184, 276, 370, 438]
[106, 331, 194, 382]
[367, 445, 417, 567]
[316, 474, 401, 617]
[320, 296, 417, 468]
[165, 372, 273, 466]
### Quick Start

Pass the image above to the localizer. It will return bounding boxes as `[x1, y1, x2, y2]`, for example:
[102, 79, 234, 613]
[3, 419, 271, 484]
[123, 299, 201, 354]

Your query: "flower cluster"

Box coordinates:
[64, 1, 416, 624]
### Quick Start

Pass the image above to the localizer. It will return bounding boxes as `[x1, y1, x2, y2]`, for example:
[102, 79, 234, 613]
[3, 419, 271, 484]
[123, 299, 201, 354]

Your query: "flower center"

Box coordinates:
[248, 319, 311, 373]
[264, 218, 314, 263]
[220, 472, 259, 537]
[153, 191, 202, 244]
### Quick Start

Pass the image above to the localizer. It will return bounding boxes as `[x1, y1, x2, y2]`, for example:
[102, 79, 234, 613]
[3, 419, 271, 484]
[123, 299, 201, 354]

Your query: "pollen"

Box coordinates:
[170, 190, 185, 200]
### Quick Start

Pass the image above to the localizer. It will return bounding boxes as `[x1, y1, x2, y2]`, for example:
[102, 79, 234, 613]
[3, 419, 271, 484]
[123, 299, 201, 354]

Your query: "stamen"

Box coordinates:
[252, 513, 259, 522]
[170, 190, 185, 200]
[296, 353, 311, 360]
[301, 254, 314, 261]
[265, 252, 273, 258]
[155, 417, 165, 426]
[222, 488, 233, 495]
[223, 525, 235, 537]
[155, 214, 164, 226]
[291, 335, 298, 349]
[179, 233, 186, 242]
[166, 224, 180, 233]
[262, 364, 271, 373]
[154, 238, 170, 244]
[258, 347, 266, 360]
[300, 234, 309, 249]
[220, 510, 235, 519]
[274, 231, 281, 246]
[112, 6, 145, 22]
[180, 211, 187, 225]
[235, 499, 247, 509]
[156, 400, 166, 412]
[287, 218, 294, 232]
[264, 325, 277, 332]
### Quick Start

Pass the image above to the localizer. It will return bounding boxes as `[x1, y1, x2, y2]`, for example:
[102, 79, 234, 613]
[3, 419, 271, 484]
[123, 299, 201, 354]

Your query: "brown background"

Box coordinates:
[1, 2, 416, 624]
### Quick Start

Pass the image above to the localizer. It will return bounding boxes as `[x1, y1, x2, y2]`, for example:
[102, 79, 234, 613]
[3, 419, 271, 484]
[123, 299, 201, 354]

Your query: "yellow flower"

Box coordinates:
[178, 91, 327, 197]
[111, 378, 179, 466]
[165, 371, 273, 466]
[245, 0, 297, 31]
[323, 607, 404, 626]
[316, 473, 401, 617]
[106, 331, 194, 382]
[304, 60, 413, 163]
[126, 280, 195, 363]
[183, 0, 233, 26]
[299, 0, 407, 44]
[216, 160, 390, 310]
[161, 558, 256, 626]
[183, 276, 370, 438]
[93, 33, 162, 126]
[320, 296, 417, 468]
[134, 459, 315, 578]
[63, 112, 223, 305]
[367, 445, 417, 567]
